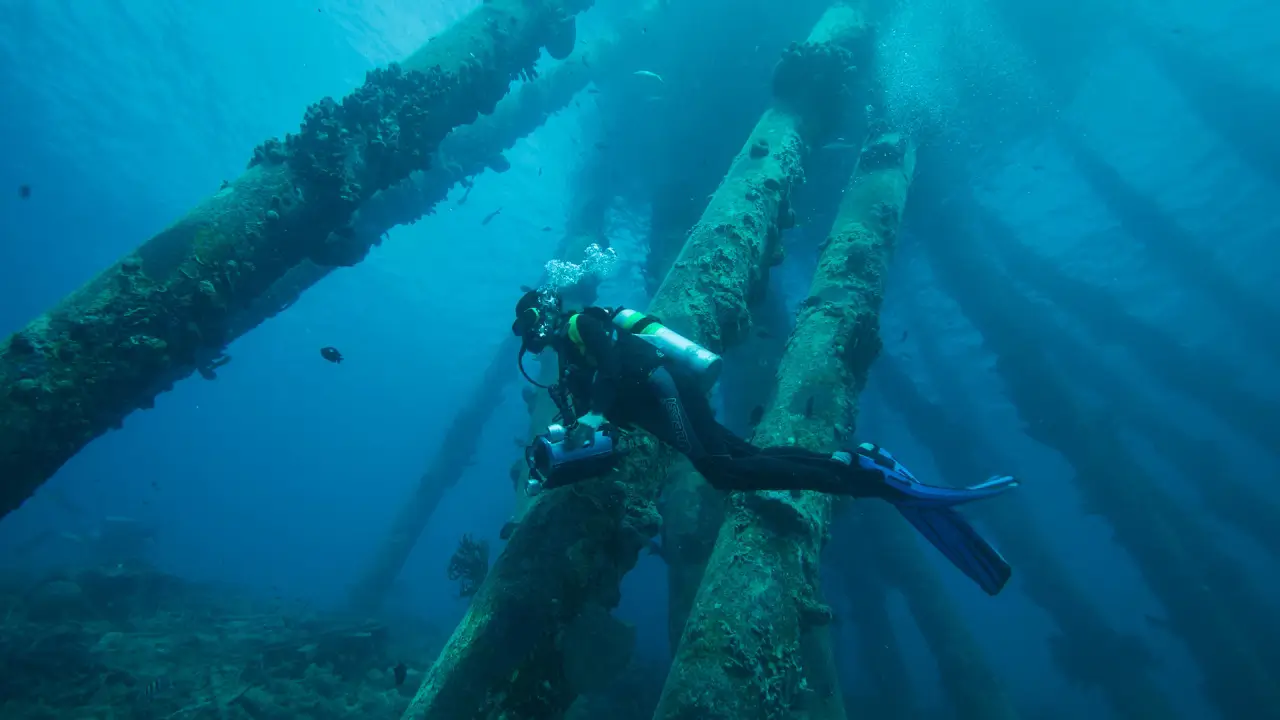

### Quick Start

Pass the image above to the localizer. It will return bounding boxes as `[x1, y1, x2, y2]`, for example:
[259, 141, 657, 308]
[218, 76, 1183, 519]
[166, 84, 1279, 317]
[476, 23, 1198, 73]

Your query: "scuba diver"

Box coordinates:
[511, 289, 1020, 595]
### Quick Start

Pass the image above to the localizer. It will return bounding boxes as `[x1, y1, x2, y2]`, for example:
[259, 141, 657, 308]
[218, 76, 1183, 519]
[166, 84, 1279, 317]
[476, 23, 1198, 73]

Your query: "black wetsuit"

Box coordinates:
[557, 311, 880, 495]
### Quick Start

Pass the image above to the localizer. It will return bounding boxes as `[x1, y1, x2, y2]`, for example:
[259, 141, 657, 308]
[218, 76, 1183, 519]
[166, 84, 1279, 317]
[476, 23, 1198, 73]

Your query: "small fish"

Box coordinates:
[755, 328, 772, 339]
[541, 226, 553, 232]
[1031, 164, 1045, 171]
[18, 184, 31, 199]
[320, 346, 343, 364]
[804, 396, 815, 418]
[900, 330, 909, 341]
[633, 70, 664, 83]
[137, 677, 172, 702]
[538, 167, 543, 176]
[582, 56, 590, 69]
[594, 142, 608, 150]
[481, 208, 502, 225]
[587, 88, 600, 94]
[394, 662, 407, 687]
[748, 405, 765, 427]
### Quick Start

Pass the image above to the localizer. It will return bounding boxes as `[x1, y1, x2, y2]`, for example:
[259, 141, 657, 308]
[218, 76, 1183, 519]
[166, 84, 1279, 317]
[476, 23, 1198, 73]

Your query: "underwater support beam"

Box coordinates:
[654, 112, 914, 720]
[0, 0, 596, 518]
[398, 7, 863, 717]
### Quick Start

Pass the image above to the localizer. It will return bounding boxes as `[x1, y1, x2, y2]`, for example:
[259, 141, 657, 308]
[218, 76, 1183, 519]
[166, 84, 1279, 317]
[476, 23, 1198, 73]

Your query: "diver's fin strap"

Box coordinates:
[855, 443, 918, 482]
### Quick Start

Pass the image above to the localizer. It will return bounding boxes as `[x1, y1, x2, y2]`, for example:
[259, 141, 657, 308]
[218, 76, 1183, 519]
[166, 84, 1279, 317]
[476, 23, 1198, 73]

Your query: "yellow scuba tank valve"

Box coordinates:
[612, 309, 722, 388]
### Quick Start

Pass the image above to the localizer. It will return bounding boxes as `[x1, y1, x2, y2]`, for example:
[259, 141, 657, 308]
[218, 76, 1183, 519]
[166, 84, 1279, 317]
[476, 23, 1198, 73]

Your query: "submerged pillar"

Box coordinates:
[655, 62, 910, 720]
[0, 0, 595, 518]
[400, 9, 839, 715]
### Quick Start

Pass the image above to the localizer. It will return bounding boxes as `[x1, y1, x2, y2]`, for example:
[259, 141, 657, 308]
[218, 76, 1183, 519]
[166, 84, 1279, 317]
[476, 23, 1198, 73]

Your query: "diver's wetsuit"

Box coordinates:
[557, 312, 882, 495]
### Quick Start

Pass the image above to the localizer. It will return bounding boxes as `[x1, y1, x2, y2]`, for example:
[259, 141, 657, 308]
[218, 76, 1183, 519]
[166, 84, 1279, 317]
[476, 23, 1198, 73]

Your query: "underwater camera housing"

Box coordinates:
[525, 423, 622, 496]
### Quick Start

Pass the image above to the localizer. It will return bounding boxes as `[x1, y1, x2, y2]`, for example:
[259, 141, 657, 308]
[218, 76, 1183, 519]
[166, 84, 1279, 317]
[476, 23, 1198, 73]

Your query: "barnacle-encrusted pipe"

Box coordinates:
[398, 9, 858, 717]
[0, 0, 594, 519]
[653, 114, 912, 719]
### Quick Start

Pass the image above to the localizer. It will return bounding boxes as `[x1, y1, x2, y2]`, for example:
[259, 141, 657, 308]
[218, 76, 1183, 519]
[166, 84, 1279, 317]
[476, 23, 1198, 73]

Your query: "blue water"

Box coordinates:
[2, 0, 1278, 718]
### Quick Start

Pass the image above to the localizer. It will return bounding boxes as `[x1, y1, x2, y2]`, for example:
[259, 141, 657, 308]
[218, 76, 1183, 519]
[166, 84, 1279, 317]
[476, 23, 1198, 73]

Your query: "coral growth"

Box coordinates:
[446, 534, 490, 598]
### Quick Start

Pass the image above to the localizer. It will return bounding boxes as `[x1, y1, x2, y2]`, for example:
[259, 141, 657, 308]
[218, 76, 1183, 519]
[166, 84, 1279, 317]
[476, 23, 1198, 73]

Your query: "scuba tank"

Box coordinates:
[612, 308, 722, 389]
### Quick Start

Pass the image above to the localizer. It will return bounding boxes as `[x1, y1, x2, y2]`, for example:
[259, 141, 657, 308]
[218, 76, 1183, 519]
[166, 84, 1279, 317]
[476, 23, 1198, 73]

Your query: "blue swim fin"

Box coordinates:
[854, 443, 1017, 595]
[895, 505, 1013, 595]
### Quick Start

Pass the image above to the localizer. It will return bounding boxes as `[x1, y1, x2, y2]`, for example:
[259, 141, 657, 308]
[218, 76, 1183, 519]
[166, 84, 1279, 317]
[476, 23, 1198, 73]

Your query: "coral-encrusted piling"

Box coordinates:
[654, 107, 910, 720]
[0, 0, 593, 518]
[400, 12, 865, 718]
